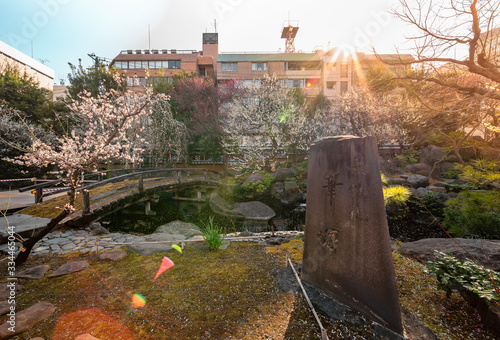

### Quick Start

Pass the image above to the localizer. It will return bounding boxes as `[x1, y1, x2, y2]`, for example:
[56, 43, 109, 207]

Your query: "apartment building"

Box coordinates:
[0, 39, 55, 91]
[217, 49, 413, 99]
[109, 33, 218, 88]
[110, 32, 412, 99]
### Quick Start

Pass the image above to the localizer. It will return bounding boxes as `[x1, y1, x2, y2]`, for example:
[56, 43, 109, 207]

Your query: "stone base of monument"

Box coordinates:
[277, 266, 437, 340]
[302, 281, 406, 340]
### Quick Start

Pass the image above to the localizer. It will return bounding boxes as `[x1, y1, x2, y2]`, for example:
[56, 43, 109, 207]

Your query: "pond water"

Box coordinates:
[100, 192, 244, 235]
[100, 192, 305, 235]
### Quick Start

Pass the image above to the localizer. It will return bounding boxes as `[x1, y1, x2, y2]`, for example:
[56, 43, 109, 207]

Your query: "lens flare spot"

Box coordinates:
[131, 293, 146, 308]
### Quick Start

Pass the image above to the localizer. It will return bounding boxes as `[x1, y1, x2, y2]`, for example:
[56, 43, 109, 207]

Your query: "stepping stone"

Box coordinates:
[99, 249, 127, 261]
[15, 265, 50, 280]
[48, 261, 89, 278]
[0, 301, 55, 339]
[0, 301, 12, 316]
[0, 283, 22, 300]
[75, 334, 101, 340]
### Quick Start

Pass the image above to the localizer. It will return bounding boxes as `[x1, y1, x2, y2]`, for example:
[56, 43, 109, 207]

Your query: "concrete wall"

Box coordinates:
[0, 40, 54, 91]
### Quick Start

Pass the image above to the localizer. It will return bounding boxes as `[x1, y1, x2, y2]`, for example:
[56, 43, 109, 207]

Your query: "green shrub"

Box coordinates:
[394, 148, 419, 167]
[201, 217, 226, 251]
[443, 190, 500, 239]
[442, 165, 462, 179]
[409, 191, 446, 219]
[426, 251, 500, 301]
[459, 159, 500, 186]
[241, 173, 275, 195]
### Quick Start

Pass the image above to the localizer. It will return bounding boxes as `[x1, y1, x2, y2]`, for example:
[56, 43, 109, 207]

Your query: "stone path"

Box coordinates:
[0, 228, 138, 256]
[0, 225, 304, 257]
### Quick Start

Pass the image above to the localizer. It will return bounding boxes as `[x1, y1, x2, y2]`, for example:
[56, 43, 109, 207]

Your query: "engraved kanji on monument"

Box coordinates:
[302, 136, 403, 334]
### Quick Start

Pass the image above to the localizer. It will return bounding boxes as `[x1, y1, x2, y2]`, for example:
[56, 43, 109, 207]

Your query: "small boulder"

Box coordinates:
[86, 222, 110, 236]
[99, 249, 127, 261]
[478, 147, 500, 161]
[270, 182, 285, 197]
[459, 146, 477, 161]
[404, 163, 431, 175]
[419, 145, 446, 165]
[415, 187, 429, 196]
[406, 175, 429, 188]
[275, 168, 295, 182]
[48, 261, 89, 278]
[0, 302, 55, 339]
[427, 185, 447, 193]
[15, 265, 50, 280]
[154, 220, 201, 238]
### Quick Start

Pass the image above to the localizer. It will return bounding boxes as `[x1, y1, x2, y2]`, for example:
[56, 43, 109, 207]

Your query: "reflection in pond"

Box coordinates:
[100, 192, 240, 235]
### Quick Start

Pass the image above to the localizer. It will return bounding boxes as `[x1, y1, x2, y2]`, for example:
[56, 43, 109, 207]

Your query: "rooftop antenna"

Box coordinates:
[213, 19, 217, 33]
[281, 13, 299, 53]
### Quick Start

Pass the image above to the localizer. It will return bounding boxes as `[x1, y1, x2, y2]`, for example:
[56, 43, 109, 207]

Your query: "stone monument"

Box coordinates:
[302, 136, 403, 334]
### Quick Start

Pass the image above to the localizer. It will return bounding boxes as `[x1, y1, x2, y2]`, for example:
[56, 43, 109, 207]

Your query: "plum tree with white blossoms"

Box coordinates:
[8, 85, 165, 265]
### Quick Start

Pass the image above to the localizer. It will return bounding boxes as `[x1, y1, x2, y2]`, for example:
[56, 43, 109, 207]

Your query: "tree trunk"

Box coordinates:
[14, 210, 70, 266]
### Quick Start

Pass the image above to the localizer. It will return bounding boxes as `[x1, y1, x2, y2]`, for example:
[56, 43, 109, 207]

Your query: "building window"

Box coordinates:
[340, 81, 348, 94]
[251, 62, 267, 71]
[221, 62, 238, 71]
[126, 77, 147, 86]
[326, 63, 336, 71]
[147, 61, 163, 69]
[288, 79, 305, 88]
[340, 64, 348, 78]
[168, 60, 181, 69]
[327, 81, 337, 90]
[113, 61, 128, 69]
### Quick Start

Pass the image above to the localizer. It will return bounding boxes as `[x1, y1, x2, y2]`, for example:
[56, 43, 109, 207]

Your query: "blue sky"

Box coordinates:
[0, 0, 412, 84]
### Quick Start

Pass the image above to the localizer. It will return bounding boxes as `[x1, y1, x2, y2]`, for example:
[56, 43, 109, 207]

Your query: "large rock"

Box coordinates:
[127, 233, 186, 256]
[0, 302, 55, 339]
[404, 163, 431, 175]
[406, 174, 429, 188]
[459, 146, 477, 161]
[209, 193, 275, 220]
[231, 201, 275, 220]
[271, 181, 303, 205]
[154, 220, 201, 238]
[275, 168, 295, 181]
[398, 238, 500, 271]
[478, 147, 500, 161]
[419, 145, 446, 165]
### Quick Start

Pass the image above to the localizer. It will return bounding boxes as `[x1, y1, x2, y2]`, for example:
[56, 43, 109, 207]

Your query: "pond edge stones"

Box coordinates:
[301, 136, 403, 335]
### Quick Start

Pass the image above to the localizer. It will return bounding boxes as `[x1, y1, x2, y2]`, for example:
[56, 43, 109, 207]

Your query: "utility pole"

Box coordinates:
[88, 53, 108, 94]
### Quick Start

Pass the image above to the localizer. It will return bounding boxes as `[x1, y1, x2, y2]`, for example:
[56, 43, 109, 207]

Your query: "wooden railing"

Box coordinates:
[18, 168, 221, 208]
